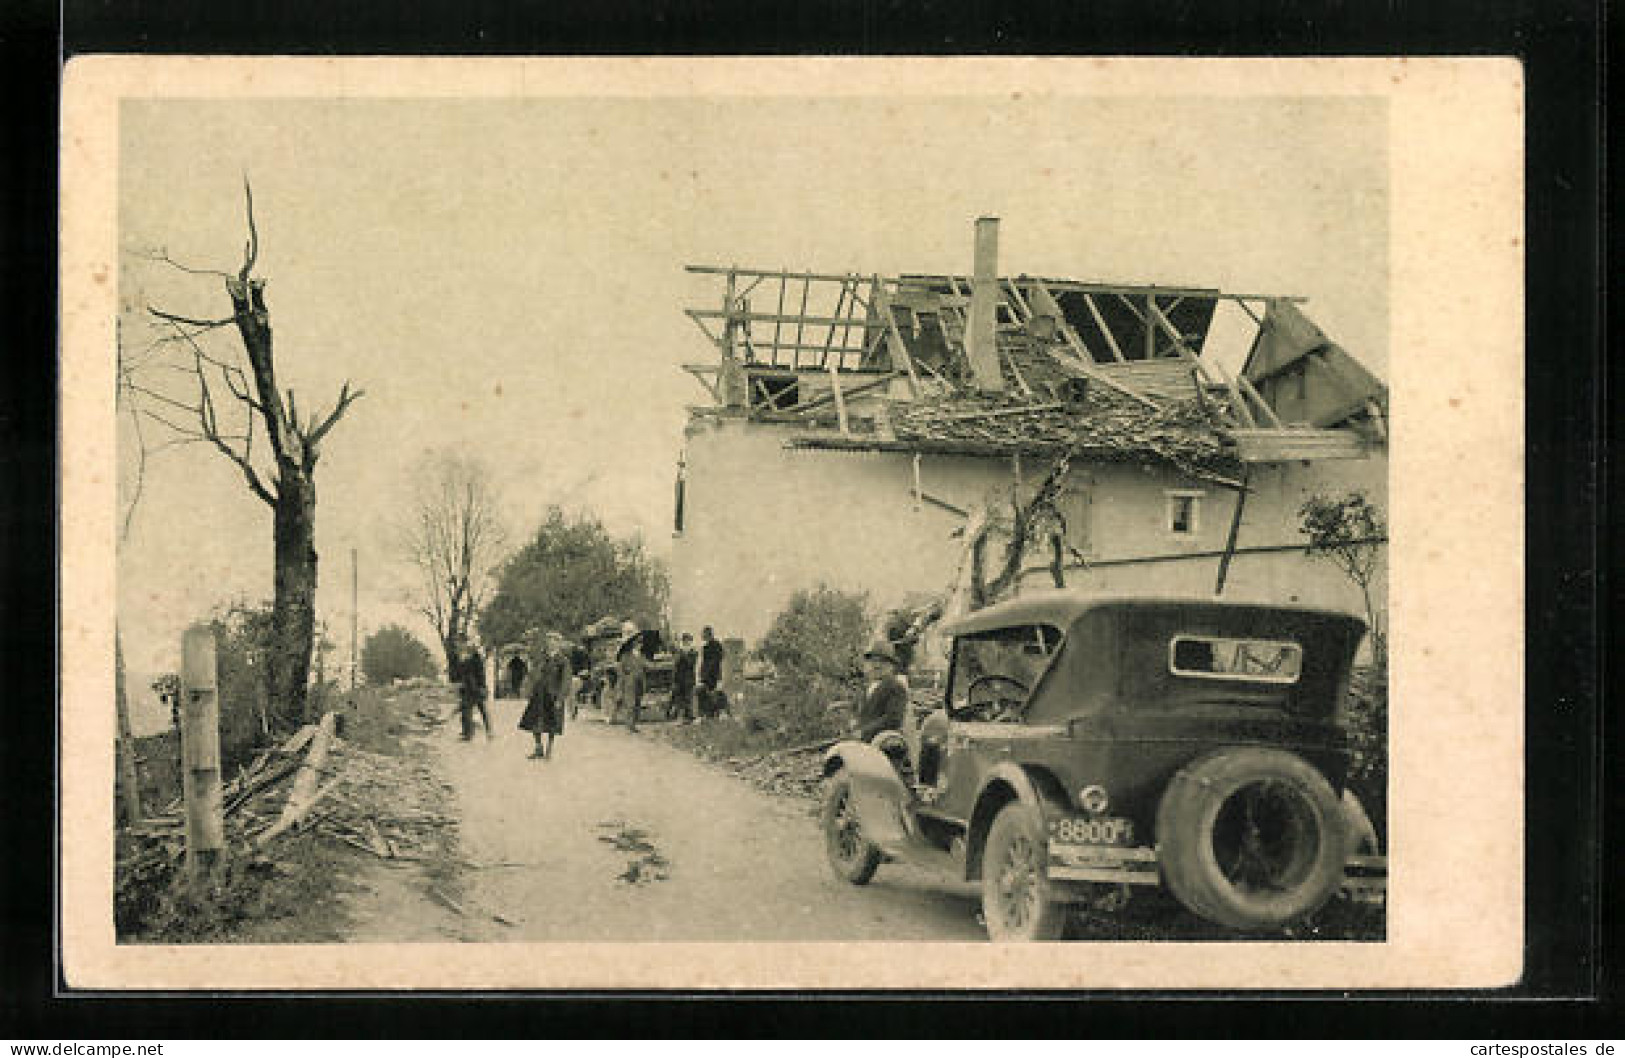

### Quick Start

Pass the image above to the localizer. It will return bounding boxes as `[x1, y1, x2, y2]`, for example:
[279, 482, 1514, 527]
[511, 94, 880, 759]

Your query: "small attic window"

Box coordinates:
[1164, 490, 1204, 535]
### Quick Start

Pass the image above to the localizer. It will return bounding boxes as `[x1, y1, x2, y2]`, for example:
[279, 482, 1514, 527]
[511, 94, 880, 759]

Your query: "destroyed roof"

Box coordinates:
[683, 259, 1386, 471]
[789, 382, 1244, 485]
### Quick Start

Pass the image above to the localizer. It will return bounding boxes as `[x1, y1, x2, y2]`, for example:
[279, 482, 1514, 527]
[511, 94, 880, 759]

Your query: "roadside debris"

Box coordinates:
[596, 820, 670, 885]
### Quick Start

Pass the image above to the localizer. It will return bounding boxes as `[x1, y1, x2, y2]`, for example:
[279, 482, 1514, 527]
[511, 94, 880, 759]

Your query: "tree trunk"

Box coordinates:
[270, 469, 318, 727]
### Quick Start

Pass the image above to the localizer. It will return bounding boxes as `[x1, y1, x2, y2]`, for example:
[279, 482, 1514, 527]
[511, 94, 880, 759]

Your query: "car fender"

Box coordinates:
[823, 739, 914, 851]
[963, 762, 1074, 882]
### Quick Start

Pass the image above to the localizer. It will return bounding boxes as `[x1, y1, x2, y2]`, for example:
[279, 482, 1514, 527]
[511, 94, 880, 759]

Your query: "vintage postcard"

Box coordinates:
[60, 56, 1523, 989]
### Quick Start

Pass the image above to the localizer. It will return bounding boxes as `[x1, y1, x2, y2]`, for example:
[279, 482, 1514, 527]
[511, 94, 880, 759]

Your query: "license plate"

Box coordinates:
[1049, 816, 1136, 846]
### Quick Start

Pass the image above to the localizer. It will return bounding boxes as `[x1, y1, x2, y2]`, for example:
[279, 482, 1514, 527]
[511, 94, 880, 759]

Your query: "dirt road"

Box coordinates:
[342, 694, 985, 942]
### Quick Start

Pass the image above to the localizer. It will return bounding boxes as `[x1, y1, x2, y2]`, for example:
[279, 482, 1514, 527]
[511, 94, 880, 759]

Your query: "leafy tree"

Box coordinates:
[1298, 492, 1387, 665]
[758, 586, 873, 681]
[477, 507, 668, 649]
[361, 624, 438, 685]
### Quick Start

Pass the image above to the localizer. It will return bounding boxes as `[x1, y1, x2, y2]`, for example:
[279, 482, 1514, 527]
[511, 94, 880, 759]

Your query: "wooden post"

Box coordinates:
[827, 361, 850, 435]
[1214, 472, 1251, 595]
[180, 625, 225, 875]
[114, 630, 143, 828]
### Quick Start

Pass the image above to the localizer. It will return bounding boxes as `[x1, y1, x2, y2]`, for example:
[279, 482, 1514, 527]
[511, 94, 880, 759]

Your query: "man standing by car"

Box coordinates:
[698, 626, 726, 720]
[670, 632, 699, 722]
[855, 639, 908, 743]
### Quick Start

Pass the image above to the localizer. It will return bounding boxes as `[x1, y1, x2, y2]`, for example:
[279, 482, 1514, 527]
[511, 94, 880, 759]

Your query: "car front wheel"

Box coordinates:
[981, 802, 1067, 941]
[821, 772, 881, 885]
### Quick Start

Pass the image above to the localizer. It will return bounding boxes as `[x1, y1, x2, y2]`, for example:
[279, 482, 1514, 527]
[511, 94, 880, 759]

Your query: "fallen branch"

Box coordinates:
[256, 711, 336, 846]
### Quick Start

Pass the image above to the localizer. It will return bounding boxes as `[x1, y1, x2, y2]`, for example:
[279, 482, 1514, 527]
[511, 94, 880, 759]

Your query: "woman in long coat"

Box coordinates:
[519, 633, 572, 759]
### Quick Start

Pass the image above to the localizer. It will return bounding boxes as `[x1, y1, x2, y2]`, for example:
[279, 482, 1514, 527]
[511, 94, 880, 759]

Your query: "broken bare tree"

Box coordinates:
[127, 180, 364, 726]
[399, 451, 506, 670]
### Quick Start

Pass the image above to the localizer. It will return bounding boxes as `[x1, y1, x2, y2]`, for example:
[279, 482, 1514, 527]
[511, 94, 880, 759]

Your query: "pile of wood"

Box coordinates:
[309, 738, 457, 862]
[116, 708, 458, 913]
[115, 719, 329, 908]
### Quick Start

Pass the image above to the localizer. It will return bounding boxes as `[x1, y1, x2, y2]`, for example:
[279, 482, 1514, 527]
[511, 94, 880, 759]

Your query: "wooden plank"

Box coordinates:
[773, 267, 786, 356]
[1236, 374, 1286, 429]
[873, 275, 922, 397]
[687, 264, 867, 284]
[828, 362, 849, 435]
[794, 271, 811, 368]
[1146, 301, 1256, 428]
[256, 711, 336, 847]
[1003, 279, 1033, 321]
[1144, 295, 1156, 360]
[1228, 428, 1370, 462]
[681, 364, 721, 402]
[919, 491, 970, 517]
[689, 309, 865, 328]
[821, 277, 851, 363]
[683, 309, 724, 348]
[742, 340, 875, 357]
[1082, 292, 1127, 362]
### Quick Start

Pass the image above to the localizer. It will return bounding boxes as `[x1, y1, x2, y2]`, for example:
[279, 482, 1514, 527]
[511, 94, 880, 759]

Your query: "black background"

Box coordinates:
[1, 0, 1607, 1038]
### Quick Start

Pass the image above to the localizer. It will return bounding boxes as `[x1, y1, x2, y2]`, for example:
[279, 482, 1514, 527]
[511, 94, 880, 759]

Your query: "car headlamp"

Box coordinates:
[1078, 784, 1110, 814]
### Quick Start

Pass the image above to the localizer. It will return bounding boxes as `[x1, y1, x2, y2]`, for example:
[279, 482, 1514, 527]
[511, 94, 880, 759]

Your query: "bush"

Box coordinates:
[361, 625, 438, 685]
[207, 601, 277, 773]
[1343, 665, 1388, 845]
[758, 586, 872, 681]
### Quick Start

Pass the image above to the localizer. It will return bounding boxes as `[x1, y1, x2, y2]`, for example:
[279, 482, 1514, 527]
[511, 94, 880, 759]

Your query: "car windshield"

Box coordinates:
[948, 624, 1063, 715]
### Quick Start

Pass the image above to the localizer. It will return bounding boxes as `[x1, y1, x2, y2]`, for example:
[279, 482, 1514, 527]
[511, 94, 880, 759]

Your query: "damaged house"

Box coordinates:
[669, 218, 1388, 655]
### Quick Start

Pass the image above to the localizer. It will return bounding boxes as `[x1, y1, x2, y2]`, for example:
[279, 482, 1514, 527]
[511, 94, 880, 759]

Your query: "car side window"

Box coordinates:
[948, 624, 1062, 721]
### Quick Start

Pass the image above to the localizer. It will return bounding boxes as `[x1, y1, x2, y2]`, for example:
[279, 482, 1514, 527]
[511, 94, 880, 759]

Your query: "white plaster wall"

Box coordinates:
[670, 416, 1388, 648]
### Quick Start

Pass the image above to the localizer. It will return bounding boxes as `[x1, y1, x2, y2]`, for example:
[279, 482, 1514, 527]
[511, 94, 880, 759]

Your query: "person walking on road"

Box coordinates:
[519, 632, 572, 759]
[451, 639, 492, 741]
[616, 621, 648, 733]
[698, 626, 726, 720]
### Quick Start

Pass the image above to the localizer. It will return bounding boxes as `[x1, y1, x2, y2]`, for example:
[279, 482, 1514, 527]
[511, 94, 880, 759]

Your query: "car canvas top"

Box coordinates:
[936, 588, 1364, 639]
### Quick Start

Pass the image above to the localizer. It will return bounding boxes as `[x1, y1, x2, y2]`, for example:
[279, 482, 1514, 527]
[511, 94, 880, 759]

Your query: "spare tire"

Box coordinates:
[1155, 747, 1347, 931]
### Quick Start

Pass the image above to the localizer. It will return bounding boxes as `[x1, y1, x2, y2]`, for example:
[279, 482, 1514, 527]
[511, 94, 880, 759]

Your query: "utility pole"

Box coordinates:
[350, 546, 359, 695]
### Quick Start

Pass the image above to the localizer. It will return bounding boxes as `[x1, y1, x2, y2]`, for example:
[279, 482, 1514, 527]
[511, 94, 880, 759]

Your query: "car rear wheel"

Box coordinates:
[1156, 747, 1348, 931]
[981, 803, 1067, 941]
[821, 772, 881, 885]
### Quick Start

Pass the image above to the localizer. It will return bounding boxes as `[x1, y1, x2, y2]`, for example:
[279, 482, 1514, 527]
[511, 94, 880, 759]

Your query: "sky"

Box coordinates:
[115, 93, 1387, 680]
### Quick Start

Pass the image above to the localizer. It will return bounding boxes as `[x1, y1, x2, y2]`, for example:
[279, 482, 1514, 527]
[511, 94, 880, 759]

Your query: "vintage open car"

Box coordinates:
[820, 591, 1387, 941]
[582, 624, 675, 708]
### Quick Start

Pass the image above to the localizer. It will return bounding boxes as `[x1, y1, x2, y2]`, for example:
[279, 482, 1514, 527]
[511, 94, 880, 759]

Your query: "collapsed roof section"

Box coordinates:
[681, 219, 1387, 476]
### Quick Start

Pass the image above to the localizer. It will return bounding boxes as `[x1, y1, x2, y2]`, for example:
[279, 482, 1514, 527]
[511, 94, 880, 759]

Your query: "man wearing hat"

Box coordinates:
[615, 620, 648, 734]
[855, 638, 909, 743]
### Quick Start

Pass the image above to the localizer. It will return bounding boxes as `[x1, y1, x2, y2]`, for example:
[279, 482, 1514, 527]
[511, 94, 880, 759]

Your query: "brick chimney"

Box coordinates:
[964, 216, 1005, 394]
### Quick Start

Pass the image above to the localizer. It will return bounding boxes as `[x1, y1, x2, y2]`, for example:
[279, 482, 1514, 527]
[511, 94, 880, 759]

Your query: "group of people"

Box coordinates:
[444, 622, 733, 756]
[665, 626, 728, 725]
[609, 623, 727, 733]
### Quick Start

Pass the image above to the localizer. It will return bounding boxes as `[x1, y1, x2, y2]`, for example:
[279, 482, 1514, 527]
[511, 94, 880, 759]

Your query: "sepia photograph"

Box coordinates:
[59, 57, 1523, 990]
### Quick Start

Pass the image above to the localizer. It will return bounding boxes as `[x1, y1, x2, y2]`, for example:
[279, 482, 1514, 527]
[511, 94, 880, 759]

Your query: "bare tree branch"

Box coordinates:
[135, 246, 236, 280]
[239, 175, 259, 282]
[302, 380, 362, 451]
[147, 306, 236, 330]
